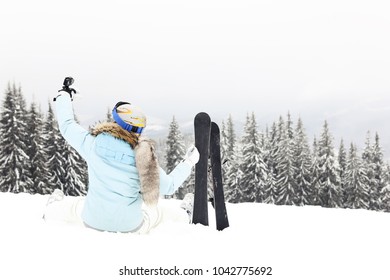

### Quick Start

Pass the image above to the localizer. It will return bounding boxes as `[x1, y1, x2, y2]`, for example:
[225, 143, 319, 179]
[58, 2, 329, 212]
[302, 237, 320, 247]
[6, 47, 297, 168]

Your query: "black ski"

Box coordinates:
[210, 122, 229, 231]
[192, 112, 211, 226]
[192, 113, 229, 231]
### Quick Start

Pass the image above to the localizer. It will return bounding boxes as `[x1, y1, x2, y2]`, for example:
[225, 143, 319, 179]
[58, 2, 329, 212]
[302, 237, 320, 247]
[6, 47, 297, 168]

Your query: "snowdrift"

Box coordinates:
[1, 192, 389, 280]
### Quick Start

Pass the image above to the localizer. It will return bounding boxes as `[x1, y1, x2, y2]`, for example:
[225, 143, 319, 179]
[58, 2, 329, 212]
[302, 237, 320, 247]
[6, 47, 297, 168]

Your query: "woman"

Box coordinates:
[44, 87, 199, 234]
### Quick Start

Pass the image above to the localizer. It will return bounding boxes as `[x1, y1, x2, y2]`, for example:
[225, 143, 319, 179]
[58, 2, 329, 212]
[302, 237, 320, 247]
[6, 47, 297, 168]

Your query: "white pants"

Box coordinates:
[43, 196, 189, 234]
[43, 195, 85, 226]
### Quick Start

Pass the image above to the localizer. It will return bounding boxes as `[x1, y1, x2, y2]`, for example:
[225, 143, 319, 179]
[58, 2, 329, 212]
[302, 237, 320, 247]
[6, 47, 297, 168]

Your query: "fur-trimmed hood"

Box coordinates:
[90, 122, 160, 206]
[91, 122, 139, 148]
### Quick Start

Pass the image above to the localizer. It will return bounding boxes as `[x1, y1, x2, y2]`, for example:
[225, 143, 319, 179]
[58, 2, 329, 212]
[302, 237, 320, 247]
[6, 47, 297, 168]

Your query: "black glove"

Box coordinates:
[53, 77, 77, 101]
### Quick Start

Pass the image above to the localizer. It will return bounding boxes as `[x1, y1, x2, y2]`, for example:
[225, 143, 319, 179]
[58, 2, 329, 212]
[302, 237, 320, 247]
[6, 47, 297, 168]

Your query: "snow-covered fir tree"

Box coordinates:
[344, 143, 370, 209]
[61, 114, 88, 196]
[106, 107, 114, 122]
[338, 139, 347, 206]
[27, 101, 51, 194]
[292, 117, 313, 205]
[380, 163, 390, 212]
[62, 143, 88, 196]
[221, 120, 229, 184]
[274, 115, 297, 205]
[239, 113, 267, 202]
[362, 132, 379, 210]
[165, 116, 189, 199]
[221, 115, 236, 162]
[221, 115, 237, 201]
[372, 133, 386, 210]
[262, 123, 278, 204]
[224, 143, 244, 203]
[15, 86, 34, 192]
[311, 137, 322, 206]
[44, 102, 67, 193]
[165, 116, 186, 173]
[0, 83, 33, 193]
[315, 121, 342, 208]
[43, 103, 88, 196]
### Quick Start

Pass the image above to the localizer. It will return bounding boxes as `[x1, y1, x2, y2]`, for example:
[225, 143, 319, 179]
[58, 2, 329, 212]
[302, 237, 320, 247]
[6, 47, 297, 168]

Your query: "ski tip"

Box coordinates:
[211, 122, 220, 132]
[194, 112, 211, 122]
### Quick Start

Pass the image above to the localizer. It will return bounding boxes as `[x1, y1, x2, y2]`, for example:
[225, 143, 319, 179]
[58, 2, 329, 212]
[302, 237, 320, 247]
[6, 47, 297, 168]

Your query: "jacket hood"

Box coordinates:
[91, 122, 139, 148]
[90, 122, 159, 206]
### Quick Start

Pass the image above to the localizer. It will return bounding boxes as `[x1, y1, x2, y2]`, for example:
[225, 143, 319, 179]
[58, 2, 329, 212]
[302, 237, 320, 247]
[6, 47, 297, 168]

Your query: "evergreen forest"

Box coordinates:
[2, 83, 390, 213]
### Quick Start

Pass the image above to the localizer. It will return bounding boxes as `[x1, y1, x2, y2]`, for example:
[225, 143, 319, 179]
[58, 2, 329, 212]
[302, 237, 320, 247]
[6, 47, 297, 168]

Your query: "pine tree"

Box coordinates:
[62, 143, 88, 196]
[274, 115, 297, 205]
[221, 115, 236, 161]
[27, 102, 51, 194]
[316, 121, 342, 208]
[380, 163, 390, 212]
[221, 120, 229, 184]
[362, 132, 379, 210]
[43, 103, 88, 196]
[225, 144, 244, 203]
[0, 83, 33, 193]
[262, 123, 278, 204]
[344, 143, 370, 209]
[59, 114, 88, 196]
[220, 115, 237, 201]
[165, 116, 186, 173]
[372, 133, 386, 211]
[240, 113, 267, 202]
[292, 118, 313, 205]
[338, 139, 347, 206]
[44, 102, 66, 193]
[15, 86, 34, 192]
[106, 107, 113, 122]
[165, 116, 188, 199]
[311, 137, 322, 206]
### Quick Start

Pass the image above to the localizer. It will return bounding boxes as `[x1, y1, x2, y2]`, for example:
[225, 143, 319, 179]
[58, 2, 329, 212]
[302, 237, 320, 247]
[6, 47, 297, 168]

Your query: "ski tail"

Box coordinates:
[210, 122, 229, 231]
[192, 112, 211, 226]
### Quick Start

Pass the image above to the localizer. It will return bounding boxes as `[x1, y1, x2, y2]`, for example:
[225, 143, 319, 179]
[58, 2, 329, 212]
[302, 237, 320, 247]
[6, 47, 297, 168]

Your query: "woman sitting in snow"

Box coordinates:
[43, 79, 199, 234]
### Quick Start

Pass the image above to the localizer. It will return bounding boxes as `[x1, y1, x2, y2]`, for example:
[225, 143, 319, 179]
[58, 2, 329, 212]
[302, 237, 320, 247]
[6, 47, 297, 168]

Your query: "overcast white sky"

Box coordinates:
[1, 0, 390, 155]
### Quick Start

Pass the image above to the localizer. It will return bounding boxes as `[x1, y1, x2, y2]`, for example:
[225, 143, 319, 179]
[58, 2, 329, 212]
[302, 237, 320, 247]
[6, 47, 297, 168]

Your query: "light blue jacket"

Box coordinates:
[55, 94, 192, 232]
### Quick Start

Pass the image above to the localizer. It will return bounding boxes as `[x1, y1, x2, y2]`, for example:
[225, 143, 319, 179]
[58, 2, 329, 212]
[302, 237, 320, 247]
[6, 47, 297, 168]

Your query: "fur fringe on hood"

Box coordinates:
[91, 122, 139, 148]
[91, 122, 160, 206]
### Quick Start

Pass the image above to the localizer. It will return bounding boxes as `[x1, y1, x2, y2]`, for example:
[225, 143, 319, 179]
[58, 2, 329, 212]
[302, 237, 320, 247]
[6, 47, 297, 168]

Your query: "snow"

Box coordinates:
[1, 192, 390, 280]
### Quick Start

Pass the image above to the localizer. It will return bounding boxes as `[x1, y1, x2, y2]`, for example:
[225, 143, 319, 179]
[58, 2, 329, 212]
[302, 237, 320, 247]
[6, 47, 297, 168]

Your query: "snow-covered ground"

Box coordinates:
[1, 192, 390, 280]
